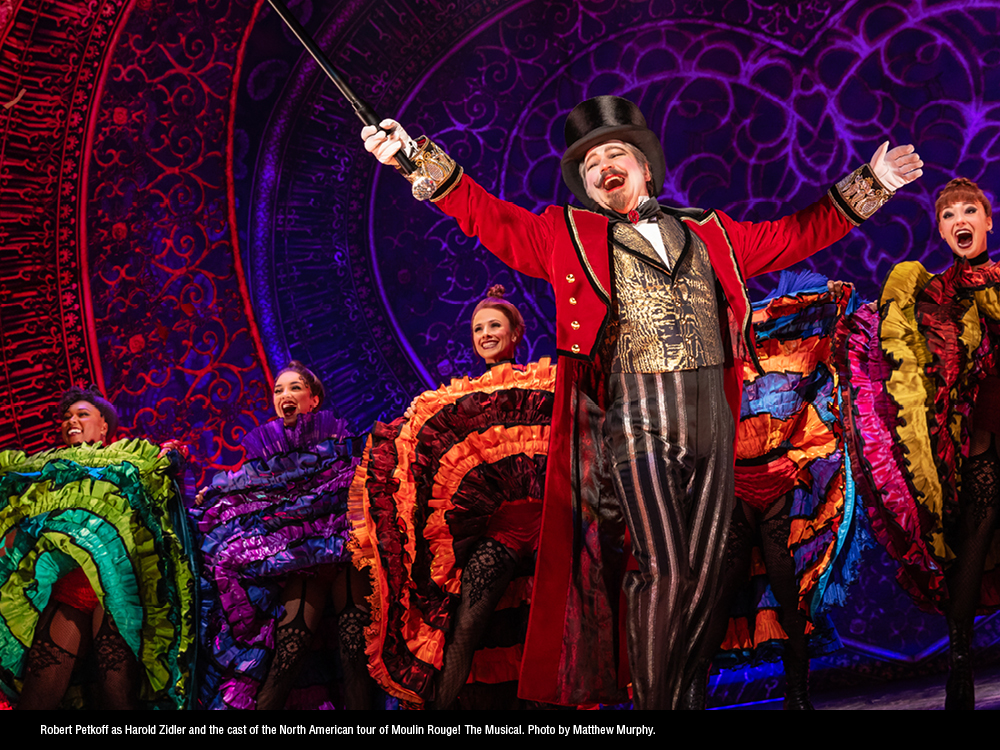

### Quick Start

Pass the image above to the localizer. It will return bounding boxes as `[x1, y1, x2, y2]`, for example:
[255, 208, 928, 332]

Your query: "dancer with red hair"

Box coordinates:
[840, 177, 1000, 709]
[352, 285, 554, 709]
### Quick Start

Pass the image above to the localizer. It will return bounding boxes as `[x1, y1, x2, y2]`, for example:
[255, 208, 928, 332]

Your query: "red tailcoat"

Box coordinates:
[436, 174, 857, 704]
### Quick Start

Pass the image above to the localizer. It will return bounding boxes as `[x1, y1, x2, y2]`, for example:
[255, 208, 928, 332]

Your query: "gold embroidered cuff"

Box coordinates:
[828, 163, 894, 225]
[398, 136, 462, 202]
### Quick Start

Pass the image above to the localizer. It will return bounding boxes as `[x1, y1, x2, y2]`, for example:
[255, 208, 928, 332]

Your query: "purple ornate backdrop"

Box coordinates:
[237, 0, 1000, 435]
[2, 0, 1000, 704]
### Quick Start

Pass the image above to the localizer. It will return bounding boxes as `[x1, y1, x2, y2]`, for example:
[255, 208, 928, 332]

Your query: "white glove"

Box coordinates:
[869, 141, 923, 190]
[361, 119, 417, 168]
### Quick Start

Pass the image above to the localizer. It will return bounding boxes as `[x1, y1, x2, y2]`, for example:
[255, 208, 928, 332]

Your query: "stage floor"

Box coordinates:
[717, 664, 1000, 710]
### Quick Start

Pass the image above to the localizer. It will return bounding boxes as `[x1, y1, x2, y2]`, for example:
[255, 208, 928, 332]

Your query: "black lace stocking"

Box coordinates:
[93, 611, 139, 710]
[947, 442, 1000, 630]
[16, 601, 88, 711]
[944, 440, 1000, 710]
[337, 607, 372, 709]
[432, 538, 518, 710]
[463, 538, 514, 606]
[338, 608, 367, 661]
[333, 564, 379, 710]
[256, 577, 322, 710]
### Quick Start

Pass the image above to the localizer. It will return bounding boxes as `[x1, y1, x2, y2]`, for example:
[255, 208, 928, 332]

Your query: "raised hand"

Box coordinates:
[361, 119, 414, 168]
[869, 142, 923, 190]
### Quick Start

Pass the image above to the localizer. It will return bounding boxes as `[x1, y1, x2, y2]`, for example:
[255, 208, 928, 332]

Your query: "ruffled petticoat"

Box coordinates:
[193, 416, 360, 710]
[718, 275, 868, 668]
[0, 439, 195, 709]
[349, 360, 555, 704]
[837, 261, 1000, 614]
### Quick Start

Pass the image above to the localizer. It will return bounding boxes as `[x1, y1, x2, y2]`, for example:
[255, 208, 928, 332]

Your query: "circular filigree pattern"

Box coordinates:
[243, 0, 1000, 436]
[238, 0, 1000, 673]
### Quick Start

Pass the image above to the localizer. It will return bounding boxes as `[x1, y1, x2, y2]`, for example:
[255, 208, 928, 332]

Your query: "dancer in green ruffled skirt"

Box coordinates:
[0, 385, 194, 709]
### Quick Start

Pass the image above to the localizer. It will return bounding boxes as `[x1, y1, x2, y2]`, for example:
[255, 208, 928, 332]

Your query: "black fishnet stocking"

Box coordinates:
[432, 538, 518, 710]
[16, 601, 88, 711]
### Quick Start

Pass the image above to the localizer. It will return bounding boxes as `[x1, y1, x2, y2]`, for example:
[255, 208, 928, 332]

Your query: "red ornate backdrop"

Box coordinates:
[3, 0, 1000, 703]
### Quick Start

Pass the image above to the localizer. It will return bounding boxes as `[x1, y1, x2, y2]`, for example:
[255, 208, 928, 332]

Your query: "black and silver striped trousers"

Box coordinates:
[605, 366, 735, 710]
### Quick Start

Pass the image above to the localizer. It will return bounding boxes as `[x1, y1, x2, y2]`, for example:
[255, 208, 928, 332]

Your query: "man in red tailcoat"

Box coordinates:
[363, 96, 922, 709]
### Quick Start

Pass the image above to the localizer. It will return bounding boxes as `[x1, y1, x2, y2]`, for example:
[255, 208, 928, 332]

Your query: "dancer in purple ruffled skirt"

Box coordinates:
[194, 361, 375, 709]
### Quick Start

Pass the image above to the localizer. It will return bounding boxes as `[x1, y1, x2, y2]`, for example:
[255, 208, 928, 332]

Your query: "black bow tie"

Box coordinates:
[598, 198, 661, 225]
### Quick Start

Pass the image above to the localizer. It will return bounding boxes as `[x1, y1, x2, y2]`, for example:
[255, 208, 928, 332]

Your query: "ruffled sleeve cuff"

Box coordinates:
[828, 163, 895, 225]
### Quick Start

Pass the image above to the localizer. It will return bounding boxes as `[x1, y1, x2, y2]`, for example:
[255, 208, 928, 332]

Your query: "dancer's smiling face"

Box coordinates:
[939, 200, 993, 261]
[472, 307, 516, 364]
[61, 400, 108, 446]
[273, 371, 319, 426]
[582, 140, 651, 214]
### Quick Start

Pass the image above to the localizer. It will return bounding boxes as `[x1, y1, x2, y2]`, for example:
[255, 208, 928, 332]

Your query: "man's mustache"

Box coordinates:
[595, 168, 627, 189]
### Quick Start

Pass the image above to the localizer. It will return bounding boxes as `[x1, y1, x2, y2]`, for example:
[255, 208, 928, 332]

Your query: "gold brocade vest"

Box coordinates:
[606, 214, 724, 373]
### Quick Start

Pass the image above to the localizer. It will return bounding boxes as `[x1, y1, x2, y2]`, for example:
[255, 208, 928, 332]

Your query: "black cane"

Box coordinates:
[266, 0, 417, 175]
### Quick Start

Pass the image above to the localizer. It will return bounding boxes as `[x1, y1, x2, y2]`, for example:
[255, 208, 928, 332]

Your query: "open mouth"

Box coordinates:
[601, 173, 625, 191]
[281, 403, 297, 419]
[480, 339, 497, 350]
[956, 229, 974, 250]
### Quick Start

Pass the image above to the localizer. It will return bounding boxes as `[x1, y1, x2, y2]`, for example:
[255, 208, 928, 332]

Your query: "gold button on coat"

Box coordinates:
[571, 321, 580, 329]
[569, 297, 577, 305]
[566, 273, 575, 282]
[571, 344, 580, 353]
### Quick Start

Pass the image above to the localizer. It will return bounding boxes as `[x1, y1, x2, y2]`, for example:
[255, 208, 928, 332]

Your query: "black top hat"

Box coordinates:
[560, 96, 666, 209]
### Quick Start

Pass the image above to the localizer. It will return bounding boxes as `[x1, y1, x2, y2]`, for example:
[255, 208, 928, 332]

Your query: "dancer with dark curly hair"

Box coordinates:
[1, 385, 194, 709]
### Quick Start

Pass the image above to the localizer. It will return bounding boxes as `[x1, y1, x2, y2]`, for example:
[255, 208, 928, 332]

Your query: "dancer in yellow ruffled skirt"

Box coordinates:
[839, 178, 1000, 709]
